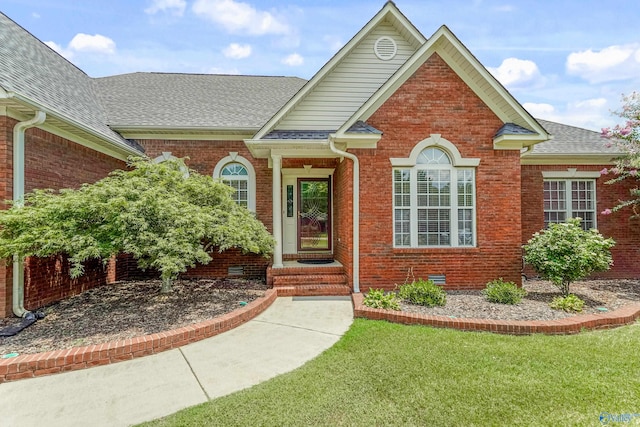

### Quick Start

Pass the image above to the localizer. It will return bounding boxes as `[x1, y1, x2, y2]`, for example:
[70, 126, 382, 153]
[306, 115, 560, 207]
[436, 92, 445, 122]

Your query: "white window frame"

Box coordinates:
[542, 170, 600, 230]
[213, 152, 256, 212]
[391, 135, 480, 248]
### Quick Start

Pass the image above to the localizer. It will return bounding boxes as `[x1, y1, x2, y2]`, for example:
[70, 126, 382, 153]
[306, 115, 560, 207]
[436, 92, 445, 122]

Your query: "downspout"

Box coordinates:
[328, 137, 360, 293]
[12, 111, 46, 317]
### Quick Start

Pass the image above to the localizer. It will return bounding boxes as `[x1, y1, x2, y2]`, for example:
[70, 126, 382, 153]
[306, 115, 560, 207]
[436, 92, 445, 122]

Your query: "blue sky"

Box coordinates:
[2, 0, 639, 131]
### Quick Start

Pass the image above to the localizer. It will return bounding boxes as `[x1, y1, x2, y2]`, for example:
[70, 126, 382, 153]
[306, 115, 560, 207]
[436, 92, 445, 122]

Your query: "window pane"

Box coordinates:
[417, 147, 451, 165]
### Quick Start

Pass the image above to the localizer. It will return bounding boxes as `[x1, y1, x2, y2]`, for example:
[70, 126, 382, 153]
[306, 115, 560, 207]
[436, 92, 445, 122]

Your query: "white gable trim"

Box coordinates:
[253, 2, 425, 140]
[336, 26, 549, 146]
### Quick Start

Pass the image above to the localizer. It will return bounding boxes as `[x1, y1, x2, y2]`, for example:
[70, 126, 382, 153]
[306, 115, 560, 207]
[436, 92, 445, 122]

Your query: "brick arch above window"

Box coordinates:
[213, 152, 256, 212]
[390, 134, 480, 168]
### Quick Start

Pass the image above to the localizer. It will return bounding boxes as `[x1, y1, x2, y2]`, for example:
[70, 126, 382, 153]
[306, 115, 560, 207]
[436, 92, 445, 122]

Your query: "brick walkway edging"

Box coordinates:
[0, 289, 278, 383]
[352, 293, 640, 335]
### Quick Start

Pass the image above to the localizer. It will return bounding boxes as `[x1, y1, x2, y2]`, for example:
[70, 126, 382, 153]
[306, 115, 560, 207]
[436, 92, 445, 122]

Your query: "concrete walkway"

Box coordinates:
[0, 296, 354, 427]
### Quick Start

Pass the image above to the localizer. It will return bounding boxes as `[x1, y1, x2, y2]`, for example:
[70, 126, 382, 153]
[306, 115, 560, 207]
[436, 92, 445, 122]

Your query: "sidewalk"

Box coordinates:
[0, 296, 354, 427]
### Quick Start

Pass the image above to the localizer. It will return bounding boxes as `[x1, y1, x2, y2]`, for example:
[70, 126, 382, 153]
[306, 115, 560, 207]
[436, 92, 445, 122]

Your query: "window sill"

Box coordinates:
[393, 246, 479, 255]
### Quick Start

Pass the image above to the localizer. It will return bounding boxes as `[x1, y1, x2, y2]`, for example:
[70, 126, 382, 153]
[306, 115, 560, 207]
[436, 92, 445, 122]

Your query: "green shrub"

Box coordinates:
[482, 278, 527, 304]
[398, 279, 446, 307]
[363, 289, 401, 311]
[550, 294, 585, 312]
[523, 217, 615, 296]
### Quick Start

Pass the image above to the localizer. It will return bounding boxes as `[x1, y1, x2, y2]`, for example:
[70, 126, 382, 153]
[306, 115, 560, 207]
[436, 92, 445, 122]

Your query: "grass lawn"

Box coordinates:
[140, 319, 640, 426]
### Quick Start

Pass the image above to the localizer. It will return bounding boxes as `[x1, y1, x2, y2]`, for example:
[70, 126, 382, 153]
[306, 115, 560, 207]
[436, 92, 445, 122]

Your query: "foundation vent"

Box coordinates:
[428, 274, 446, 285]
[228, 266, 244, 276]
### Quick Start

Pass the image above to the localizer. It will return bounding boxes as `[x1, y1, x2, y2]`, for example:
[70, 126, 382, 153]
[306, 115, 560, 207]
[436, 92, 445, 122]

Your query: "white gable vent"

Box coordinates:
[374, 36, 397, 61]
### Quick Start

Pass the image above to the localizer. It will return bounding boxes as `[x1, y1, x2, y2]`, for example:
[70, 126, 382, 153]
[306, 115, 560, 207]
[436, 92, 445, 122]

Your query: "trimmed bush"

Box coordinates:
[550, 294, 585, 312]
[363, 289, 401, 311]
[398, 279, 446, 307]
[482, 278, 527, 304]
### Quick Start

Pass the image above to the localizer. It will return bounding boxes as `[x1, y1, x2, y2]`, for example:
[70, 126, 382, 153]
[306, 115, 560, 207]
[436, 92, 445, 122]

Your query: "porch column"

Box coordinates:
[271, 153, 283, 268]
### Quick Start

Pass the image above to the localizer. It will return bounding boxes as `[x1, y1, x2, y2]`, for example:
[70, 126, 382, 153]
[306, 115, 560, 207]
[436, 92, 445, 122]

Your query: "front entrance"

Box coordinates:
[298, 178, 331, 251]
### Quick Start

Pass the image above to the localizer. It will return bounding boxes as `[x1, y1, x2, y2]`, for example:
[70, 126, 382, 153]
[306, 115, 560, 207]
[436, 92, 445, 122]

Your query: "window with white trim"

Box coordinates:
[544, 179, 596, 230]
[213, 153, 256, 212]
[221, 163, 249, 208]
[393, 146, 476, 247]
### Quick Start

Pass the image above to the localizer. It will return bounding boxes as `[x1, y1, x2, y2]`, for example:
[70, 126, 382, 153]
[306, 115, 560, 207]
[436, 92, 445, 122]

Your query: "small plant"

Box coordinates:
[482, 278, 527, 304]
[398, 279, 446, 307]
[523, 217, 615, 296]
[363, 289, 401, 311]
[550, 294, 585, 312]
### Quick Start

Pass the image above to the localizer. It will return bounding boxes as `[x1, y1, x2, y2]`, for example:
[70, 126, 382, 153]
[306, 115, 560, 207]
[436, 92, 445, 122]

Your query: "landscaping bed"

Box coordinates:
[0, 278, 267, 356]
[399, 278, 640, 321]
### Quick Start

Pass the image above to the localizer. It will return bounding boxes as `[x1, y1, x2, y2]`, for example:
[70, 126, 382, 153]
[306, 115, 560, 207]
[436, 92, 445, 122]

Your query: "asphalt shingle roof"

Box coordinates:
[532, 119, 623, 155]
[0, 13, 137, 151]
[263, 121, 382, 140]
[94, 73, 307, 129]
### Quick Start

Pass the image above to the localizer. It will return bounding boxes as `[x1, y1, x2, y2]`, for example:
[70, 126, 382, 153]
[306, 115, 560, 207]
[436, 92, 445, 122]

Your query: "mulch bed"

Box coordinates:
[400, 279, 640, 321]
[0, 278, 267, 356]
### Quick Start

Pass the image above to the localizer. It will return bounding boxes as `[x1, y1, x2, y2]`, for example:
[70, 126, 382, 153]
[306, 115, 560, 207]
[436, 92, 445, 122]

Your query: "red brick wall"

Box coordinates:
[333, 158, 354, 285]
[357, 53, 523, 291]
[521, 164, 640, 278]
[140, 140, 273, 230]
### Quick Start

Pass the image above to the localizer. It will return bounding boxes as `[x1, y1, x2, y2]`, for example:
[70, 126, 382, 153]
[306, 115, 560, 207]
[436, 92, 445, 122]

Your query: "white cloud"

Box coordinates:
[523, 102, 555, 117]
[68, 33, 116, 54]
[145, 0, 187, 16]
[192, 0, 289, 35]
[282, 53, 303, 66]
[44, 40, 69, 57]
[488, 57, 542, 88]
[525, 98, 611, 131]
[223, 43, 252, 59]
[567, 44, 640, 83]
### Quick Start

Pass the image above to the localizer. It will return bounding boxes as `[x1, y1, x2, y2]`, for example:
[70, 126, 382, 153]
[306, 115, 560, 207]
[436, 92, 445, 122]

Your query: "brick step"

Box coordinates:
[272, 273, 348, 287]
[270, 265, 345, 277]
[275, 284, 352, 297]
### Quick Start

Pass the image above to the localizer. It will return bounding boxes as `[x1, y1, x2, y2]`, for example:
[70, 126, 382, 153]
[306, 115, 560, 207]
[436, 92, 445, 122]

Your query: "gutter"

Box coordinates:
[12, 111, 46, 317]
[327, 136, 360, 293]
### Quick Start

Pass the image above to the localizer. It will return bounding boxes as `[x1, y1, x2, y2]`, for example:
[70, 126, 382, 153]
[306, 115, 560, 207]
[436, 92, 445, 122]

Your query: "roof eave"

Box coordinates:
[521, 152, 620, 165]
[2, 90, 142, 157]
[493, 133, 548, 150]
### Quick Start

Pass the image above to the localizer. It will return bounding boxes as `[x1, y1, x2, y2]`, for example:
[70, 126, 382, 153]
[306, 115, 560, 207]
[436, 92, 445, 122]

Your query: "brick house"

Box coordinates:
[0, 2, 638, 318]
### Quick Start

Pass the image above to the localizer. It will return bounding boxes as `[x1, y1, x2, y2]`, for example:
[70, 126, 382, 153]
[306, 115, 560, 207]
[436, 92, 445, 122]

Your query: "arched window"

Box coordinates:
[213, 153, 256, 212]
[391, 136, 478, 248]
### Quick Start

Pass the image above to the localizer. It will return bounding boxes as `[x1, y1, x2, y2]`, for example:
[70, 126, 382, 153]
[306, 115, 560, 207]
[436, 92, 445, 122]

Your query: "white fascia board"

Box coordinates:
[253, 2, 424, 140]
[493, 134, 548, 150]
[117, 127, 256, 141]
[245, 138, 338, 159]
[542, 170, 602, 179]
[330, 132, 381, 149]
[521, 153, 618, 165]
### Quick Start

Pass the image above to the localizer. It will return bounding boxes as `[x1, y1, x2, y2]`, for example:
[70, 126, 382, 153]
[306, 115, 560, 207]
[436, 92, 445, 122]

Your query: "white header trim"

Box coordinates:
[390, 134, 480, 167]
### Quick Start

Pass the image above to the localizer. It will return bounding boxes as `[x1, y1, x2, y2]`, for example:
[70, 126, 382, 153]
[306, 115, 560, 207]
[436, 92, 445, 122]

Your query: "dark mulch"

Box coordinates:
[0, 278, 267, 356]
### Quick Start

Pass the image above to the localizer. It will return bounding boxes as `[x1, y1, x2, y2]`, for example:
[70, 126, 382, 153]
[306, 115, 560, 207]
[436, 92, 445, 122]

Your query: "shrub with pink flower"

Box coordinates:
[601, 92, 640, 217]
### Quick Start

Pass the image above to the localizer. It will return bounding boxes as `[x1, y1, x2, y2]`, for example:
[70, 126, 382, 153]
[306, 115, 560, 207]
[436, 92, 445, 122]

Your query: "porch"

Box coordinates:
[267, 259, 351, 296]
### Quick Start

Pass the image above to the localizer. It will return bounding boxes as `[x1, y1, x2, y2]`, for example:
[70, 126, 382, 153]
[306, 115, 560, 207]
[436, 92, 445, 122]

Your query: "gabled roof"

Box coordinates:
[94, 73, 306, 130]
[521, 119, 623, 164]
[253, 1, 426, 139]
[0, 13, 141, 156]
[337, 25, 549, 148]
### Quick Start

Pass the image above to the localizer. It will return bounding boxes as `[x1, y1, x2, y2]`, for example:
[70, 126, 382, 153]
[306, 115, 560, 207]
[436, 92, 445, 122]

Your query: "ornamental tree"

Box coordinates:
[0, 157, 274, 293]
[523, 218, 615, 296]
[601, 91, 640, 217]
